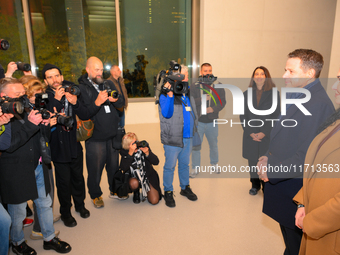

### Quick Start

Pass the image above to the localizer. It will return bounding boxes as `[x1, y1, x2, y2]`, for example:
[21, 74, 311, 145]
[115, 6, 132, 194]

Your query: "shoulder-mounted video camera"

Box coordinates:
[155, 61, 189, 104]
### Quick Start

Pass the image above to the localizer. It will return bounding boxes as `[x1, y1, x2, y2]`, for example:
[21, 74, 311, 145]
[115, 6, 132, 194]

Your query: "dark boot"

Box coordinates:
[133, 189, 140, 204]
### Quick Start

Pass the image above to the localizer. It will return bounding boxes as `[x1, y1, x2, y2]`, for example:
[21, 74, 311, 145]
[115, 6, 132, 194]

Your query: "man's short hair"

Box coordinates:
[201, 63, 212, 70]
[288, 49, 324, 78]
[110, 65, 119, 71]
[0, 77, 21, 94]
[42, 63, 62, 79]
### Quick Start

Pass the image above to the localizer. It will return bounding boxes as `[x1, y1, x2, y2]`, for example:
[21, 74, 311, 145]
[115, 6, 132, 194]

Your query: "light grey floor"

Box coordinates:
[18, 122, 284, 255]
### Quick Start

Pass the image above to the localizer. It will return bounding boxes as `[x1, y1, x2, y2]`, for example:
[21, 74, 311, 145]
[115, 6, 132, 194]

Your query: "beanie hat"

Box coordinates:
[42, 63, 62, 79]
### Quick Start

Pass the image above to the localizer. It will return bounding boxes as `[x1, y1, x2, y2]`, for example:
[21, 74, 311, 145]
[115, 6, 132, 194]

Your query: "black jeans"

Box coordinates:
[54, 149, 85, 217]
[85, 138, 119, 199]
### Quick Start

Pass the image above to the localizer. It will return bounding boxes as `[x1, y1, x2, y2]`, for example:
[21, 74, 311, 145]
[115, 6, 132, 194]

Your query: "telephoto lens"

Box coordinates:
[63, 84, 81, 96]
[56, 114, 74, 128]
[0, 39, 9, 50]
[1, 101, 24, 114]
[16, 62, 31, 72]
[108, 90, 119, 98]
[135, 140, 149, 148]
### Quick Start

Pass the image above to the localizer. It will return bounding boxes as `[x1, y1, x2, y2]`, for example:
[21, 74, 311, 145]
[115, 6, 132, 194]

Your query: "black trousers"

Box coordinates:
[248, 159, 263, 189]
[85, 138, 119, 199]
[280, 224, 303, 255]
[54, 149, 85, 217]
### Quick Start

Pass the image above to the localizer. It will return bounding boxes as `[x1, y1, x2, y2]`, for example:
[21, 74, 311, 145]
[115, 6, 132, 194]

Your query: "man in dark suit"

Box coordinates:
[257, 49, 335, 255]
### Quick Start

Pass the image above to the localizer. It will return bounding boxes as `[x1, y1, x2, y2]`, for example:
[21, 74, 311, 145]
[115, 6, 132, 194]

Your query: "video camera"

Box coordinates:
[134, 140, 149, 148]
[0, 96, 24, 114]
[99, 80, 119, 98]
[155, 61, 189, 104]
[0, 39, 9, 51]
[61, 82, 81, 96]
[198, 74, 217, 85]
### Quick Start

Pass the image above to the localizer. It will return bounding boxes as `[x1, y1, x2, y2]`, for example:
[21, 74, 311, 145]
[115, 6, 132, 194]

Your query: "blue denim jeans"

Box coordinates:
[191, 121, 219, 169]
[163, 138, 192, 191]
[118, 109, 125, 128]
[0, 202, 11, 255]
[7, 164, 55, 245]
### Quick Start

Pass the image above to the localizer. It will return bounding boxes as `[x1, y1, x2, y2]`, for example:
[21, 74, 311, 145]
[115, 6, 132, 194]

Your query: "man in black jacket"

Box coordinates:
[78, 56, 124, 208]
[0, 77, 71, 254]
[43, 64, 90, 227]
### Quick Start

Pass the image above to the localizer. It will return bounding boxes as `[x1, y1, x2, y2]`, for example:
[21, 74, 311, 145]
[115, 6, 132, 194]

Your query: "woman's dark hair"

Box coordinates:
[248, 66, 276, 91]
[317, 108, 340, 135]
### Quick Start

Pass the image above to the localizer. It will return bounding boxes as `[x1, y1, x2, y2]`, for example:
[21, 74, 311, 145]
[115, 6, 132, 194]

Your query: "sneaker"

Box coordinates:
[30, 230, 60, 240]
[212, 164, 221, 174]
[43, 237, 71, 253]
[92, 197, 104, 208]
[53, 215, 61, 223]
[23, 218, 34, 227]
[12, 241, 37, 255]
[164, 191, 176, 208]
[109, 192, 129, 200]
[189, 168, 198, 178]
[180, 185, 198, 201]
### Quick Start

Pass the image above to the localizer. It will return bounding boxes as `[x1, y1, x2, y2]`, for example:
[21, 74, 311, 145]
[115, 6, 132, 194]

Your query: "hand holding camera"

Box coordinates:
[28, 109, 43, 125]
[95, 90, 109, 106]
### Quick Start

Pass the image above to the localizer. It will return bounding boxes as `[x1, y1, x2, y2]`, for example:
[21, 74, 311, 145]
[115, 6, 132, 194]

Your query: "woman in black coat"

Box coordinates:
[119, 132, 162, 204]
[240, 66, 280, 195]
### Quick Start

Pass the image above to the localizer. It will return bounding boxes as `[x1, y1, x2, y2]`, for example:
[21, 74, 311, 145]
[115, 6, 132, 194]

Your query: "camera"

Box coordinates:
[155, 61, 189, 104]
[53, 113, 74, 128]
[16, 62, 31, 72]
[99, 80, 119, 99]
[61, 82, 81, 96]
[34, 93, 50, 119]
[0, 39, 9, 51]
[0, 97, 24, 114]
[134, 140, 149, 148]
[198, 74, 217, 85]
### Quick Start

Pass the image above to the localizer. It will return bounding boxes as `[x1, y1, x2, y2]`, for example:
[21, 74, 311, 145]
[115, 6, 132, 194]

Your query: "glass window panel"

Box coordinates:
[120, 0, 192, 97]
[0, 1, 30, 78]
[28, 0, 118, 82]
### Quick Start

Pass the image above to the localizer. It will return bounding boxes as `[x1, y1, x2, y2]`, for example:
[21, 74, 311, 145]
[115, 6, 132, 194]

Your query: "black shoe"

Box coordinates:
[12, 241, 36, 255]
[249, 187, 260, 195]
[180, 185, 198, 201]
[133, 189, 141, 204]
[43, 237, 71, 253]
[60, 215, 77, 227]
[164, 191, 176, 207]
[75, 207, 90, 219]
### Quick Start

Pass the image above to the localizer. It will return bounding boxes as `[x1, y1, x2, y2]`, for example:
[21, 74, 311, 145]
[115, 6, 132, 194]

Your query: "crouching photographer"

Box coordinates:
[0, 77, 71, 254]
[42, 64, 90, 228]
[114, 132, 162, 204]
[158, 63, 198, 208]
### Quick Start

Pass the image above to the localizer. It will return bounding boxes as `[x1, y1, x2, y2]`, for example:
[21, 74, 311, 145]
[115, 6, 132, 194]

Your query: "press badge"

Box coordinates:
[185, 106, 191, 111]
[104, 105, 111, 113]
